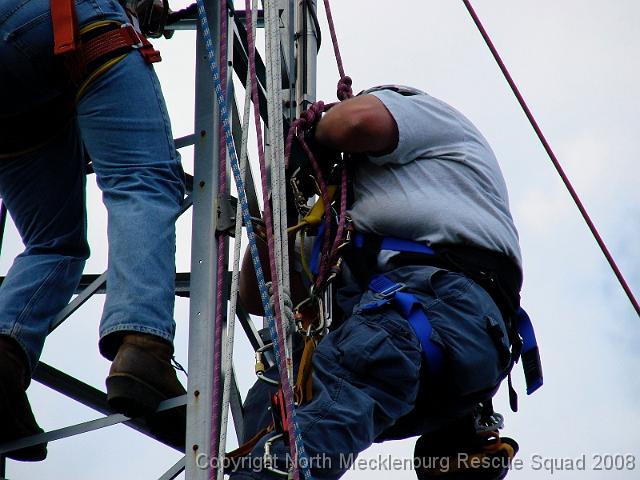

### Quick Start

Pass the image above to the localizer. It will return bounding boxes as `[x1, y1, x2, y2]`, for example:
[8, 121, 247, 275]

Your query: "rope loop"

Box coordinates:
[281, 289, 297, 334]
[337, 75, 353, 101]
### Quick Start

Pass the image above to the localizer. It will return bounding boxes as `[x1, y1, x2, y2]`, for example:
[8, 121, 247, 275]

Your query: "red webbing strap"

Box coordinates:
[51, 0, 79, 55]
[137, 31, 162, 64]
[83, 24, 161, 65]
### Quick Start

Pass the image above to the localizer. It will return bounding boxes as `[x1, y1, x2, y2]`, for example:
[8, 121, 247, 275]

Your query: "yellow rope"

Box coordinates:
[76, 21, 131, 102]
[79, 20, 122, 35]
[75, 54, 129, 102]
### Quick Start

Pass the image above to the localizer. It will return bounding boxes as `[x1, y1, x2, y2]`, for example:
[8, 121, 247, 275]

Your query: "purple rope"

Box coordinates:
[329, 163, 348, 261]
[318, 0, 352, 276]
[284, 102, 335, 289]
[321, 0, 353, 100]
[282, 0, 355, 286]
[336, 75, 353, 101]
[210, 1, 228, 475]
[322, 0, 344, 78]
[462, 0, 640, 318]
[285, 117, 349, 290]
[245, 3, 304, 476]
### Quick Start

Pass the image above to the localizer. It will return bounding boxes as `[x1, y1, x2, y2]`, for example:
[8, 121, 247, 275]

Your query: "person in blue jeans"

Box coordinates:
[0, 0, 185, 461]
[235, 86, 523, 479]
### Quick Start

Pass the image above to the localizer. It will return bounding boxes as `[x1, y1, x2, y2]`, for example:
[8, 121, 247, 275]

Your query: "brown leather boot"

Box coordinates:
[106, 332, 186, 450]
[0, 336, 47, 461]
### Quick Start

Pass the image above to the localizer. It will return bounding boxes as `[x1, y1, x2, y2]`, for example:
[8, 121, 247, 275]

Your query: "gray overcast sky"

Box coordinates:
[3, 1, 640, 479]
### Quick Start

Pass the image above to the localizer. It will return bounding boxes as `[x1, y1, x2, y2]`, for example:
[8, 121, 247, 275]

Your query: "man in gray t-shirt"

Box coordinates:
[234, 86, 523, 480]
[349, 87, 521, 269]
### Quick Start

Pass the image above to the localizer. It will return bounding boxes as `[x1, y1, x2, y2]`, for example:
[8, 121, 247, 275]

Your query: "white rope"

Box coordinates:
[264, 0, 293, 381]
[215, 5, 258, 478]
[264, 4, 315, 479]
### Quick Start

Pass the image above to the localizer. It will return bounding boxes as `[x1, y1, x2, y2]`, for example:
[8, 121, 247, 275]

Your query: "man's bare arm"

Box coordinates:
[239, 95, 396, 314]
[314, 94, 398, 155]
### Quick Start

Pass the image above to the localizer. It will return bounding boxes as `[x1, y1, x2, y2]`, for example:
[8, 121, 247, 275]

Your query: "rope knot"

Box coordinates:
[299, 100, 325, 127]
[337, 76, 353, 101]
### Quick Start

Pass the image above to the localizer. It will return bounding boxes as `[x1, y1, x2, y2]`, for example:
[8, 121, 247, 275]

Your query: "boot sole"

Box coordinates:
[106, 374, 186, 451]
[4, 443, 48, 462]
[146, 406, 187, 452]
[0, 382, 47, 462]
[106, 374, 164, 418]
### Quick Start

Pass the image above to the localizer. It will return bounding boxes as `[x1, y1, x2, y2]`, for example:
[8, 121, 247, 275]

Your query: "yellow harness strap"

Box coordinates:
[287, 185, 338, 235]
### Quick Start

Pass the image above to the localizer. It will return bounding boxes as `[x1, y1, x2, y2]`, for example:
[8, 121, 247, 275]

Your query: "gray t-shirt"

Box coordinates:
[347, 89, 522, 267]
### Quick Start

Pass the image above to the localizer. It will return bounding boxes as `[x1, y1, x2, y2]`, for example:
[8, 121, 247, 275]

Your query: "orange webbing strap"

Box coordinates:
[225, 425, 274, 461]
[294, 336, 317, 405]
[225, 334, 319, 461]
[51, 0, 79, 55]
[75, 21, 162, 100]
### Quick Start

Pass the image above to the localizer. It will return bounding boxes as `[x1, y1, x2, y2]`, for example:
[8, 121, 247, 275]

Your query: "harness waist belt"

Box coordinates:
[351, 233, 522, 320]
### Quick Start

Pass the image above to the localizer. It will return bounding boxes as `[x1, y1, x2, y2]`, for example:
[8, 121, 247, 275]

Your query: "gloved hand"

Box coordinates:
[121, 0, 170, 38]
[298, 101, 342, 170]
[285, 101, 339, 203]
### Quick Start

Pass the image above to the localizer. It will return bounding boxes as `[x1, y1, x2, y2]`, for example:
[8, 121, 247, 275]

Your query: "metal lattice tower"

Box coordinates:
[0, 0, 318, 478]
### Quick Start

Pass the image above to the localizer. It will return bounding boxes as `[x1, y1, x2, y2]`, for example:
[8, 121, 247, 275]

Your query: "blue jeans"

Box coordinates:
[0, 0, 185, 372]
[230, 266, 511, 479]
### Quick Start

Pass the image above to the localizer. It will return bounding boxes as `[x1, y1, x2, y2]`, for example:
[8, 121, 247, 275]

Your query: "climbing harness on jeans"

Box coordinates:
[51, 0, 162, 98]
[0, 1, 163, 159]
[350, 235, 534, 479]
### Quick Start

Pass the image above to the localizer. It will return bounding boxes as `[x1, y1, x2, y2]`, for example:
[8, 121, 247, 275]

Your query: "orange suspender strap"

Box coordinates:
[51, 0, 80, 55]
[51, 0, 161, 64]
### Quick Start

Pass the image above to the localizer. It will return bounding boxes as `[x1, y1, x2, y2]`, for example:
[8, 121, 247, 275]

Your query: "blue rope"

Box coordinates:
[195, 3, 311, 478]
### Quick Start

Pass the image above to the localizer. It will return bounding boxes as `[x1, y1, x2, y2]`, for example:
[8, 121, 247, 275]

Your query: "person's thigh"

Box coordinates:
[0, 124, 88, 370]
[77, 42, 184, 352]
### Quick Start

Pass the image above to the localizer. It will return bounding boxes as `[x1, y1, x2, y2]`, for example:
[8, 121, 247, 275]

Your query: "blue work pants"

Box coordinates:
[229, 265, 511, 479]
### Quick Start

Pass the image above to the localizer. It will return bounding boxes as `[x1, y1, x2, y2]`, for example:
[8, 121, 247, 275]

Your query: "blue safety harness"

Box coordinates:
[361, 274, 445, 376]
[351, 233, 543, 408]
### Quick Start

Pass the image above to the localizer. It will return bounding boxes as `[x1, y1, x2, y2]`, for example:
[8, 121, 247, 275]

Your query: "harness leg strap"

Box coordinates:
[363, 274, 444, 376]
